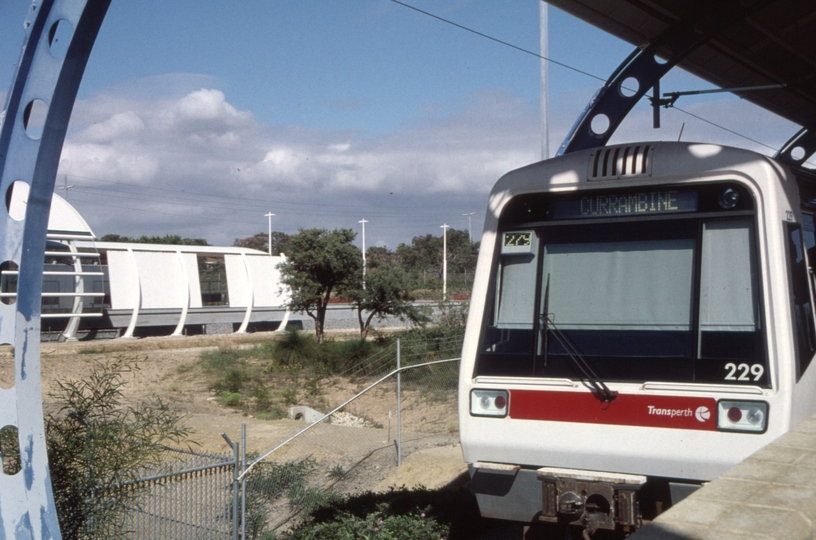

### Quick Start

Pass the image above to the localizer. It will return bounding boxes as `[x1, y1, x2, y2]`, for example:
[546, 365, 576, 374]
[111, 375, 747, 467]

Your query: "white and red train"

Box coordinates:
[459, 141, 816, 535]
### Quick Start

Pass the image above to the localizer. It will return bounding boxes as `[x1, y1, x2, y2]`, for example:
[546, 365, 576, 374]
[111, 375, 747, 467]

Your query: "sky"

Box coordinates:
[0, 1, 801, 250]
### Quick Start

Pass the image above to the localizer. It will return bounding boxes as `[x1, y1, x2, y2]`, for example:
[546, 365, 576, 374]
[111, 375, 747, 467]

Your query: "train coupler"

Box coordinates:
[536, 468, 646, 532]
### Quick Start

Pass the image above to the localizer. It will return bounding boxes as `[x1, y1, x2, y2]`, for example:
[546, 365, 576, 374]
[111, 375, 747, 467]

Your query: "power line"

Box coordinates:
[389, 0, 606, 83]
[66, 193, 478, 233]
[390, 0, 792, 156]
[65, 174, 464, 211]
[69, 184, 470, 219]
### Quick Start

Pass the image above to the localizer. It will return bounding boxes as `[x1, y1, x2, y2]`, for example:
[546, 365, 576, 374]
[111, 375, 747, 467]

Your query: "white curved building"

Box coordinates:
[4, 191, 290, 340]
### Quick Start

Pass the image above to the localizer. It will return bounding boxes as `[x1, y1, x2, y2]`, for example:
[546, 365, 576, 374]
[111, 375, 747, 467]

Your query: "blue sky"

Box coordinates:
[0, 1, 799, 250]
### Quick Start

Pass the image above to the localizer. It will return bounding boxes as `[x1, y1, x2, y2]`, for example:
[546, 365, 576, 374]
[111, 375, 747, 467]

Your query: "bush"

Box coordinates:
[273, 329, 317, 368]
[44, 358, 191, 540]
[283, 503, 447, 540]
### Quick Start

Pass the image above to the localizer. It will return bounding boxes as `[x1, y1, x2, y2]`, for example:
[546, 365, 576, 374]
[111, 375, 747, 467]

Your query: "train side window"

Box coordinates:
[698, 219, 760, 361]
[787, 221, 816, 379]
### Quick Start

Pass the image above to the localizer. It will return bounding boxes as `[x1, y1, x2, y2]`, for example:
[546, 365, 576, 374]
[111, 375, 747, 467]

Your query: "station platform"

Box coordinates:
[633, 413, 816, 540]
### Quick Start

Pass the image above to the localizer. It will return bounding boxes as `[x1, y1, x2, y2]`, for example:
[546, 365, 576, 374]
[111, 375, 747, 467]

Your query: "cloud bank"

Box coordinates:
[59, 76, 541, 248]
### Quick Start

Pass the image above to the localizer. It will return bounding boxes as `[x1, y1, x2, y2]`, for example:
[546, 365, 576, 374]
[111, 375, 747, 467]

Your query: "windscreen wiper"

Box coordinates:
[542, 273, 550, 367]
[540, 281, 617, 403]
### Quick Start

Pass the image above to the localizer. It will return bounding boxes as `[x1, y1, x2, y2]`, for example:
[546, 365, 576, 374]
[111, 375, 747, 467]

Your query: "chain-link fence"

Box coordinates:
[120, 447, 238, 540]
[235, 335, 462, 538]
[111, 333, 462, 539]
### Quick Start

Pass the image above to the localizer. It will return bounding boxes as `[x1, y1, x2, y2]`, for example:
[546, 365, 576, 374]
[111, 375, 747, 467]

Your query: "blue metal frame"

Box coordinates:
[557, 25, 706, 156]
[557, 1, 779, 156]
[775, 128, 816, 167]
[0, 1, 110, 538]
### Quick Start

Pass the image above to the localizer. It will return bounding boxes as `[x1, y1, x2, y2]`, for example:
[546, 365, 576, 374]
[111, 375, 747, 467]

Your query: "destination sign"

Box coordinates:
[551, 189, 698, 219]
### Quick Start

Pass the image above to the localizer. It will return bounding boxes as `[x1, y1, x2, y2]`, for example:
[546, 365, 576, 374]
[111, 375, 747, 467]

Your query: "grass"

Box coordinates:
[196, 323, 463, 422]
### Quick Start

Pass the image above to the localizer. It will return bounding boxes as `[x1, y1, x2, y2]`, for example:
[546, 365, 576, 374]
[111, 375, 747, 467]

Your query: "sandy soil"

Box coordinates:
[0, 330, 467, 492]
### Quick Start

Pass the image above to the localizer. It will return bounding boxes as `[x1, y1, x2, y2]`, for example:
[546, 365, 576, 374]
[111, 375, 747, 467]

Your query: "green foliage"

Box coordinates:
[345, 261, 428, 340]
[44, 358, 191, 540]
[99, 233, 209, 246]
[272, 329, 317, 368]
[238, 458, 342, 539]
[394, 228, 478, 293]
[220, 391, 245, 407]
[286, 485, 493, 540]
[284, 503, 446, 540]
[278, 228, 362, 343]
[234, 231, 291, 256]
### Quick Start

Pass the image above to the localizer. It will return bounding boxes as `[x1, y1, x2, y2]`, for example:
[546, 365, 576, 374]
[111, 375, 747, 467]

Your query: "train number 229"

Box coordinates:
[724, 363, 764, 381]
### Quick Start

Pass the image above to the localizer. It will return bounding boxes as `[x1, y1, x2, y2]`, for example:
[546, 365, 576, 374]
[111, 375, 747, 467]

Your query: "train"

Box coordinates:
[458, 141, 816, 537]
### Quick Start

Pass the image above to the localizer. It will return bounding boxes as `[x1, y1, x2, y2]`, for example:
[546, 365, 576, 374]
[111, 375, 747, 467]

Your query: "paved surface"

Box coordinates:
[633, 413, 816, 540]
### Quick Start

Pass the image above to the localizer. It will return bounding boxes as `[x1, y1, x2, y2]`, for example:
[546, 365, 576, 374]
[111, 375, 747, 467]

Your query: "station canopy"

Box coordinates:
[547, 0, 816, 130]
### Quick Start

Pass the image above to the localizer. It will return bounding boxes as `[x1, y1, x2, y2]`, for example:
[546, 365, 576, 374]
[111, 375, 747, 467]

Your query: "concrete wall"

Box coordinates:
[633, 413, 816, 540]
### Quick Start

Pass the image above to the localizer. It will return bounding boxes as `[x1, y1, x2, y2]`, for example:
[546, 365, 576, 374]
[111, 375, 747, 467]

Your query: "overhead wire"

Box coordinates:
[389, 0, 793, 157]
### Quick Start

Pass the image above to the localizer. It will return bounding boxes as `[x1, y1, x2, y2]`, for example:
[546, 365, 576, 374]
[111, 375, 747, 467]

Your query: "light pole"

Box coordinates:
[265, 212, 275, 255]
[359, 218, 368, 289]
[463, 212, 475, 242]
[441, 224, 450, 300]
[57, 175, 74, 201]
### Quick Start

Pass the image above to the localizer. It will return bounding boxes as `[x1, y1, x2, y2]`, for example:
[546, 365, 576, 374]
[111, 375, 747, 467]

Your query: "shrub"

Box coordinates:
[283, 502, 447, 540]
[44, 358, 191, 540]
[273, 329, 317, 368]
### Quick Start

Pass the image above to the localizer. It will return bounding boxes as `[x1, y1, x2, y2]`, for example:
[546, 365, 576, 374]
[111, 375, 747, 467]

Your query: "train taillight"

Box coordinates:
[716, 400, 768, 433]
[470, 389, 508, 417]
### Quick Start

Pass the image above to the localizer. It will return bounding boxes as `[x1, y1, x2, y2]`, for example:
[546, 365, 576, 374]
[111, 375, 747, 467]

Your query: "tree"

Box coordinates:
[395, 229, 479, 291]
[346, 261, 425, 339]
[99, 233, 210, 246]
[278, 228, 361, 343]
[234, 231, 291, 256]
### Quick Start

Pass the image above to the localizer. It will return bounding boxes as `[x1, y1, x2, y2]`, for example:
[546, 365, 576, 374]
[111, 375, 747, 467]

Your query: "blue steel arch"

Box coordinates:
[0, 1, 110, 538]
[558, 1, 777, 156]
[775, 128, 816, 167]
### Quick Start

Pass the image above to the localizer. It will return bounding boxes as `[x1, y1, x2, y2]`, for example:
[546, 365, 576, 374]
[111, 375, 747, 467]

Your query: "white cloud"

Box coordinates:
[58, 83, 540, 247]
[79, 111, 145, 143]
[55, 74, 796, 248]
[156, 89, 254, 134]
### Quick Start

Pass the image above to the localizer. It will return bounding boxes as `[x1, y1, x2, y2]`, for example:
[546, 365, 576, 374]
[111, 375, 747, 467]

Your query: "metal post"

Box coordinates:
[265, 212, 275, 255]
[241, 423, 247, 540]
[540, 0, 549, 159]
[462, 212, 475, 242]
[222, 432, 239, 540]
[359, 218, 368, 289]
[440, 224, 449, 300]
[396, 338, 402, 467]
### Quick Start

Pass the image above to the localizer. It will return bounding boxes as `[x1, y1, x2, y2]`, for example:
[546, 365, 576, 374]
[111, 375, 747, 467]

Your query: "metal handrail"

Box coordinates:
[238, 356, 460, 481]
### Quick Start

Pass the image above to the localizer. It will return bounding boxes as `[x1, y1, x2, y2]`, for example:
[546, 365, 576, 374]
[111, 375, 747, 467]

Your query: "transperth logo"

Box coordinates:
[647, 405, 692, 418]
[646, 405, 711, 423]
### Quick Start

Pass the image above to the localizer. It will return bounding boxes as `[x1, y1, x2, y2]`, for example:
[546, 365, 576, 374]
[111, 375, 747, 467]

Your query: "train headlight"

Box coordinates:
[717, 400, 768, 433]
[718, 187, 740, 209]
[471, 389, 508, 417]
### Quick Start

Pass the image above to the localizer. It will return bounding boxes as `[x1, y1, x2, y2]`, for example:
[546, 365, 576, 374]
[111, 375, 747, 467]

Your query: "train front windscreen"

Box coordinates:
[476, 182, 774, 387]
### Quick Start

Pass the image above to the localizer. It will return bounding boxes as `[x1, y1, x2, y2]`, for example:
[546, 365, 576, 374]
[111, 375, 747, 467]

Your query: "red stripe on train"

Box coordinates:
[509, 390, 717, 431]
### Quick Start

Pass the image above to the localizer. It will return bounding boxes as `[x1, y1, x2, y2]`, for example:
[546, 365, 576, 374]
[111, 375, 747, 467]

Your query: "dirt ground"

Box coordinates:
[0, 330, 468, 492]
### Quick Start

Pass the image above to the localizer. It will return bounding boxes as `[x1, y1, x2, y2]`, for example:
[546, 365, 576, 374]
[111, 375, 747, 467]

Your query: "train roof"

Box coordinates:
[548, 0, 816, 129]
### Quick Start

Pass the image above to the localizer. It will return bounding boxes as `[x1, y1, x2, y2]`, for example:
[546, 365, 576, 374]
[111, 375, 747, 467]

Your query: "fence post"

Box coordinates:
[397, 338, 402, 467]
[222, 432, 240, 540]
[241, 423, 247, 540]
